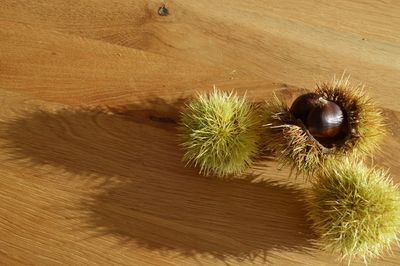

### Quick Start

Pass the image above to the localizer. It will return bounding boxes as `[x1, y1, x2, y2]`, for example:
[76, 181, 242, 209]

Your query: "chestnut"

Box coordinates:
[306, 98, 344, 138]
[289, 93, 321, 122]
[263, 76, 385, 176]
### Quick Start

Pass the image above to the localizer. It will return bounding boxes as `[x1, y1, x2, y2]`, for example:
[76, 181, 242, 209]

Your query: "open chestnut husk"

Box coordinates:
[262, 76, 385, 176]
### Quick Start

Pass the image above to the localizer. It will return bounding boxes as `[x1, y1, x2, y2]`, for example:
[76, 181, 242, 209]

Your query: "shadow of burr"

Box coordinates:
[0, 97, 188, 182]
[105, 95, 189, 132]
[0, 96, 314, 263]
[80, 176, 314, 262]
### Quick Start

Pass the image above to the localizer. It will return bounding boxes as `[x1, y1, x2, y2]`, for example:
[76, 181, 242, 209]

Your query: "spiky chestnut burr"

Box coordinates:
[306, 160, 400, 264]
[179, 89, 261, 177]
[262, 75, 385, 176]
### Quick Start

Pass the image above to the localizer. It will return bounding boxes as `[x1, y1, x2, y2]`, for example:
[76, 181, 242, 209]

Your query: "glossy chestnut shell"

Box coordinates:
[290, 94, 345, 139]
[289, 93, 321, 122]
[306, 99, 344, 138]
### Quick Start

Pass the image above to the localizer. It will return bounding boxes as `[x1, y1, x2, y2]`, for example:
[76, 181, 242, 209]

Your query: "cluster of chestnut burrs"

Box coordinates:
[179, 76, 400, 264]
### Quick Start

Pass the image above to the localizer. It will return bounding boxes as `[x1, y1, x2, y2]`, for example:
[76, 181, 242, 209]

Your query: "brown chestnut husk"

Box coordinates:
[262, 76, 385, 176]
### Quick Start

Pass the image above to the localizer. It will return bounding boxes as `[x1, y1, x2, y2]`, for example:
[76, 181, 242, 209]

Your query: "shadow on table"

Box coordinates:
[81, 176, 314, 263]
[0, 96, 314, 263]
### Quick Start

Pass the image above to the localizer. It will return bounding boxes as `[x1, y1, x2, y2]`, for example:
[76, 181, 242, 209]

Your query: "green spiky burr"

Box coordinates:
[179, 89, 261, 177]
[306, 160, 400, 264]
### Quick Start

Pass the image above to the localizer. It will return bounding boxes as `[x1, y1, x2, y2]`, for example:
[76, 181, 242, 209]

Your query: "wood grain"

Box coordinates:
[0, 1, 400, 265]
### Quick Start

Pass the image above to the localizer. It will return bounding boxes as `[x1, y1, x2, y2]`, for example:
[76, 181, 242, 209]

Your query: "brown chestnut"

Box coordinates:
[306, 98, 344, 138]
[290, 93, 321, 122]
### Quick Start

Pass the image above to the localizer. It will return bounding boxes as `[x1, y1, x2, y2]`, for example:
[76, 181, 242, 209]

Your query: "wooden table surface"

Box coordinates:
[1, 1, 400, 265]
